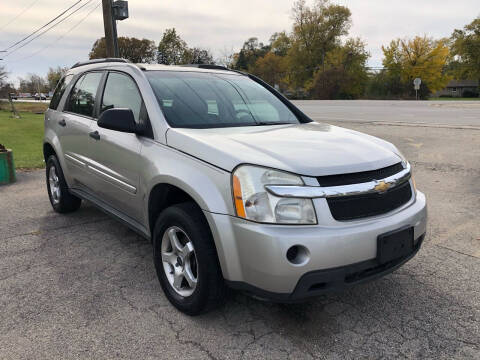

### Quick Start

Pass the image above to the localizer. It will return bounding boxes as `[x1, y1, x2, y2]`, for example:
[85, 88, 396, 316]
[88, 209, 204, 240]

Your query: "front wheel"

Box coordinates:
[46, 155, 81, 213]
[153, 202, 225, 315]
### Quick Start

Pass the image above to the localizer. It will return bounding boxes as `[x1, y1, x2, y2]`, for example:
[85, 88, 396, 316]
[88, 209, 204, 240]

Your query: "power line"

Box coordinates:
[0, 0, 41, 32]
[4, 0, 95, 58]
[1, 0, 82, 52]
[11, 1, 101, 62]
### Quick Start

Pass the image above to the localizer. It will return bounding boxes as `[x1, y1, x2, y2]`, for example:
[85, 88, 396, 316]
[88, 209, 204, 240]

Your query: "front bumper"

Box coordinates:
[227, 234, 424, 302]
[204, 190, 427, 297]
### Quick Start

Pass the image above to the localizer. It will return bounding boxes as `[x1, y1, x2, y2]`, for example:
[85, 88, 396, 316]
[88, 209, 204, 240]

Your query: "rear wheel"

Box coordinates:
[153, 202, 225, 315]
[46, 155, 81, 213]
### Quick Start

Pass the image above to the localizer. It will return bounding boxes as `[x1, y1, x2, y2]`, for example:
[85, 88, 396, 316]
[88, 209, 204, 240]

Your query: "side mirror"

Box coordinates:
[98, 108, 136, 133]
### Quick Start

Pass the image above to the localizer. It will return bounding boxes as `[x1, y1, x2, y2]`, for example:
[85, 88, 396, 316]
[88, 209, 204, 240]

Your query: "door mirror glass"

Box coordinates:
[98, 108, 136, 133]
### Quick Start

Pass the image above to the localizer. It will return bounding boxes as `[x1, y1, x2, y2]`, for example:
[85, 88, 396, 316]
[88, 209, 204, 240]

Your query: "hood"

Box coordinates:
[166, 122, 402, 176]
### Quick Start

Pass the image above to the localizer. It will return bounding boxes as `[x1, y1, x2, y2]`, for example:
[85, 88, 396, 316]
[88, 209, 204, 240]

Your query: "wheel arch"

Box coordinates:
[43, 142, 57, 162]
[148, 182, 202, 236]
[43, 138, 72, 187]
[147, 181, 232, 276]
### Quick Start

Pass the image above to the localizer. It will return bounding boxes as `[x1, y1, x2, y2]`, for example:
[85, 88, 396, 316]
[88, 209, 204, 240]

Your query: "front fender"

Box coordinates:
[141, 140, 234, 219]
[141, 141, 238, 279]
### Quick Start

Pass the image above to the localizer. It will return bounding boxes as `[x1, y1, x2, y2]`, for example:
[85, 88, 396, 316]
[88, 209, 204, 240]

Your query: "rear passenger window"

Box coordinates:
[49, 74, 73, 110]
[101, 72, 146, 123]
[67, 72, 103, 117]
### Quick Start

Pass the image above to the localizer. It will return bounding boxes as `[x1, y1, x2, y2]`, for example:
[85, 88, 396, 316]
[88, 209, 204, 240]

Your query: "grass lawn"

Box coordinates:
[428, 97, 480, 101]
[0, 110, 45, 169]
[0, 100, 49, 113]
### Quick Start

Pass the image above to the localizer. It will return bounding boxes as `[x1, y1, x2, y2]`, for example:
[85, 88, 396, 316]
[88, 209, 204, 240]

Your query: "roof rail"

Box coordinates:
[71, 58, 129, 69]
[180, 64, 230, 71]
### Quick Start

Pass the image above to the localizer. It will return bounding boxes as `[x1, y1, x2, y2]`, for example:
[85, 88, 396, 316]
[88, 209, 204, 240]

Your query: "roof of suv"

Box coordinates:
[137, 64, 237, 75]
[70, 58, 238, 76]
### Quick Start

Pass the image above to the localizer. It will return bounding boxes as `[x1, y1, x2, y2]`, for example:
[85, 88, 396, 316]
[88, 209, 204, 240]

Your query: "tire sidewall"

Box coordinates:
[46, 156, 64, 212]
[46, 155, 79, 213]
[153, 205, 214, 314]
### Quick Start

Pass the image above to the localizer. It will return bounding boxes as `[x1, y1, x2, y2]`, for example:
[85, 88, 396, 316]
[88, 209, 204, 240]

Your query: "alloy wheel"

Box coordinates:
[161, 226, 198, 297]
[48, 165, 61, 205]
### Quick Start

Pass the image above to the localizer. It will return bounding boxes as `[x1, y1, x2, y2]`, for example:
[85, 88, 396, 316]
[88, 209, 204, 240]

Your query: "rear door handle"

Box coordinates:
[89, 131, 100, 140]
[58, 119, 66, 127]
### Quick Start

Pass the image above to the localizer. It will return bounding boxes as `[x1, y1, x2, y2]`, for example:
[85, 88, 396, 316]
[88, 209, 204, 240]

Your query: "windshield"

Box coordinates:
[146, 71, 299, 128]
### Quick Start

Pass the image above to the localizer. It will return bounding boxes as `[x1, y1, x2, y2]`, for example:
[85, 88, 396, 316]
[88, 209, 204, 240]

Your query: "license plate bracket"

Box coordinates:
[377, 226, 414, 264]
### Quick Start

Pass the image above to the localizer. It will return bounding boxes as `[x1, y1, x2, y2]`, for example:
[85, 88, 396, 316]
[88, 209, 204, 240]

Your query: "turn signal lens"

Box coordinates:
[232, 174, 246, 218]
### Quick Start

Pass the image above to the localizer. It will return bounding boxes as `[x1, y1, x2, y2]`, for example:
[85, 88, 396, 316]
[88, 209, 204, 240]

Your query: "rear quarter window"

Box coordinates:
[49, 74, 73, 110]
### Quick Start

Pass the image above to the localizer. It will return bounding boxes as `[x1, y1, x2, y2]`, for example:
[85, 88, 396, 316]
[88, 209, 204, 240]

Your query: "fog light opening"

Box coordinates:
[286, 245, 310, 266]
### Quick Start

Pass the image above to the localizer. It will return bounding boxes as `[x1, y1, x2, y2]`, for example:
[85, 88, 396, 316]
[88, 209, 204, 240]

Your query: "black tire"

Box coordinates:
[153, 202, 225, 315]
[46, 155, 82, 213]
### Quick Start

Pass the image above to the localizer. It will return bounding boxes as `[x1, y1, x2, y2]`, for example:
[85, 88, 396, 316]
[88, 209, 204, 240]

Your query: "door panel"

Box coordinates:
[59, 113, 94, 189]
[86, 124, 143, 221]
[86, 71, 147, 222]
[59, 71, 103, 191]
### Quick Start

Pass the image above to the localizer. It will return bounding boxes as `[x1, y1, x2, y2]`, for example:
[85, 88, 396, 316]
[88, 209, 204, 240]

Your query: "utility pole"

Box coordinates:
[112, 16, 119, 58]
[102, 0, 116, 57]
[102, 0, 129, 58]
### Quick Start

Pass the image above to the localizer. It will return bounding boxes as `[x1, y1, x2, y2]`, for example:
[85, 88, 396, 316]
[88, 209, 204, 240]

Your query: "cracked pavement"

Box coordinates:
[1, 117, 479, 359]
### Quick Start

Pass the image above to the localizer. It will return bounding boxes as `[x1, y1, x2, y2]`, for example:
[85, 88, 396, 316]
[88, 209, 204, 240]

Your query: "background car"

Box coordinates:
[34, 93, 47, 100]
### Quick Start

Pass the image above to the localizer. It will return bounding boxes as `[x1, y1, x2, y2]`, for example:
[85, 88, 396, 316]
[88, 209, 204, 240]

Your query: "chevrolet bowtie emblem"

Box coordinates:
[374, 181, 391, 193]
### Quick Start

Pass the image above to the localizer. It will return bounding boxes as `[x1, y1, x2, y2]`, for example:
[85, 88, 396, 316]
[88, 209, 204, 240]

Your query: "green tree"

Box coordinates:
[249, 52, 288, 88]
[46, 66, 68, 91]
[310, 38, 369, 99]
[89, 37, 156, 63]
[232, 37, 270, 70]
[382, 36, 450, 96]
[286, 0, 351, 89]
[450, 17, 480, 81]
[157, 28, 190, 65]
[269, 32, 291, 57]
[186, 47, 214, 64]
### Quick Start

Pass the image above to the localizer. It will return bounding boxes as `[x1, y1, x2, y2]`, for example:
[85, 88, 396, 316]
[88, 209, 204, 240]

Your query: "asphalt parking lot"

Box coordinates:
[1, 101, 479, 359]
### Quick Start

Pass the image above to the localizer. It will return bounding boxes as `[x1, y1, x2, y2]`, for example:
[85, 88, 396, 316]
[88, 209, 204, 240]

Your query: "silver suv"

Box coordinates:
[44, 59, 427, 315]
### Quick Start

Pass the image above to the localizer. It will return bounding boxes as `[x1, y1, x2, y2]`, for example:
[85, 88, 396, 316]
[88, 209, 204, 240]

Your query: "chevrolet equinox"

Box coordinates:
[44, 59, 427, 315]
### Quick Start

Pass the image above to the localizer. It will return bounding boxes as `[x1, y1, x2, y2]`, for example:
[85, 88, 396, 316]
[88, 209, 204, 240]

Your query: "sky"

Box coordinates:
[0, 0, 478, 85]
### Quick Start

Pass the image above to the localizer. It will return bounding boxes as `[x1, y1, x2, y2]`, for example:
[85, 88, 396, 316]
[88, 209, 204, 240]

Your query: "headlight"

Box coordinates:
[232, 165, 317, 224]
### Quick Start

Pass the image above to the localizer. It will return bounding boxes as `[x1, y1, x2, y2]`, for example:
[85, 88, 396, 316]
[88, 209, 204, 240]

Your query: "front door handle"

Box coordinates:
[89, 131, 100, 140]
[58, 119, 66, 127]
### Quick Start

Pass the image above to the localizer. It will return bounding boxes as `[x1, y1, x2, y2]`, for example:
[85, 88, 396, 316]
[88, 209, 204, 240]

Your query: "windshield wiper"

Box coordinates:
[254, 121, 293, 126]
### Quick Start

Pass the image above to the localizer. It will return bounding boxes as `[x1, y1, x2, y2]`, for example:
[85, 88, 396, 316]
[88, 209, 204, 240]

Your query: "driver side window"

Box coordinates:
[101, 72, 146, 124]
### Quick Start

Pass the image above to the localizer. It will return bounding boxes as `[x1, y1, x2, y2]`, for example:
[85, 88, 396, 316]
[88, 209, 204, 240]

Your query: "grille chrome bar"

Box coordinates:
[265, 163, 411, 199]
